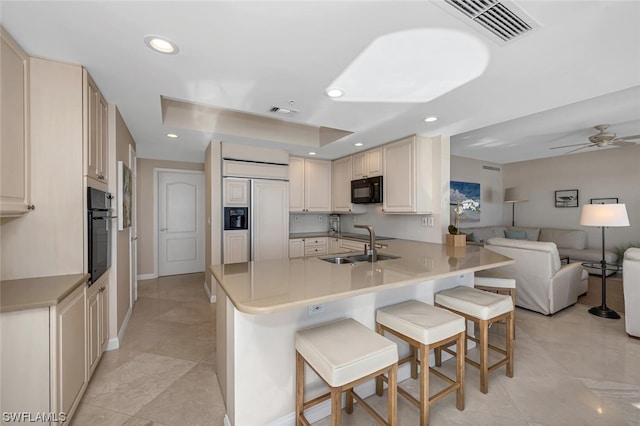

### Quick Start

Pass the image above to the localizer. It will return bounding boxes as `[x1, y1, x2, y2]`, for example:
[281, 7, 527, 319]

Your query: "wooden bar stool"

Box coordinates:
[295, 318, 398, 425]
[435, 286, 514, 394]
[474, 276, 516, 340]
[376, 300, 465, 426]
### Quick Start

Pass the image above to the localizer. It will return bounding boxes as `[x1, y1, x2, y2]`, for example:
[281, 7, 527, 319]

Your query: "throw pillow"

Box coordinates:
[466, 232, 482, 243]
[505, 230, 527, 240]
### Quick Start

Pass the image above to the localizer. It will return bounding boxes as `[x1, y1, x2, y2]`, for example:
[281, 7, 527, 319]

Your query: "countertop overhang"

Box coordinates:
[210, 240, 514, 315]
[0, 273, 89, 313]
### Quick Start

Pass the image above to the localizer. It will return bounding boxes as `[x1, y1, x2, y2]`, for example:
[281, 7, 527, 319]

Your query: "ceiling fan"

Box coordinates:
[550, 124, 640, 154]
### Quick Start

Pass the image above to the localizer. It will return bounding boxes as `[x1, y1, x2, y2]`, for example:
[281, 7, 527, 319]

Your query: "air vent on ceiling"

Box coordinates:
[482, 165, 501, 171]
[443, 0, 535, 43]
[269, 106, 298, 115]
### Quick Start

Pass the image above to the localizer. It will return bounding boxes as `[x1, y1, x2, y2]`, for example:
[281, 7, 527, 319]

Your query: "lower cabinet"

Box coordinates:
[304, 237, 327, 256]
[329, 237, 341, 254]
[86, 275, 109, 377]
[289, 238, 305, 258]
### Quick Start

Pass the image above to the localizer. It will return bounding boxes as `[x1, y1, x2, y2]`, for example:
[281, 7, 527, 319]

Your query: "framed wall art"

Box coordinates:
[117, 161, 132, 230]
[555, 189, 578, 208]
[590, 197, 618, 204]
[450, 180, 481, 222]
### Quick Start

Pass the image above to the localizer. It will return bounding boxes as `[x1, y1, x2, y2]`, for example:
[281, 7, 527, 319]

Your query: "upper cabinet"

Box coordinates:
[83, 70, 109, 187]
[332, 155, 364, 213]
[351, 147, 382, 179]
[0, 28, 32, 216]
[383, 135, 444, 214]
[289, 157, 332, 212]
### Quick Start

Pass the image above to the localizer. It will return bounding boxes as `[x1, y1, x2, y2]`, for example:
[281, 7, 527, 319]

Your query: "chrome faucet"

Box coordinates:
[354, 224, 377, 262]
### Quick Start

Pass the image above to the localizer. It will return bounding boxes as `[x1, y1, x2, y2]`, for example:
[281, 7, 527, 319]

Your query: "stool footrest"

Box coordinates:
[352, 390, 387, 424]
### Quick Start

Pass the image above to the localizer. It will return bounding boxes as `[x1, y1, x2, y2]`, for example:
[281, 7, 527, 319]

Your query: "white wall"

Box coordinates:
[502, 145, 640, 251]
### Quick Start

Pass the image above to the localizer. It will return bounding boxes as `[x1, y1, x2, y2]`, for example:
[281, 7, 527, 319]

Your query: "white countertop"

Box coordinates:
[210, 239, 514, 314]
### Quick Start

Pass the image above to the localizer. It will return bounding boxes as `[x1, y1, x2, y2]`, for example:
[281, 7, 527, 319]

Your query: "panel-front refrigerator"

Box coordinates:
[222, 177, 289, 263]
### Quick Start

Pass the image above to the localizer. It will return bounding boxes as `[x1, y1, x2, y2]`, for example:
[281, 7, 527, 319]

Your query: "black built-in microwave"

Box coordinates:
[351, 176, 383, 204]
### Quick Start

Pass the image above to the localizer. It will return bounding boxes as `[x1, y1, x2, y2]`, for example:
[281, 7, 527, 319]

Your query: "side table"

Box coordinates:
[582, 261, 622, 319]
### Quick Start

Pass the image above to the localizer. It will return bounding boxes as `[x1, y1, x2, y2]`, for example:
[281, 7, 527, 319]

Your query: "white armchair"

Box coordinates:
[478, 237, 586, 315]
[623, 248, 640, 338]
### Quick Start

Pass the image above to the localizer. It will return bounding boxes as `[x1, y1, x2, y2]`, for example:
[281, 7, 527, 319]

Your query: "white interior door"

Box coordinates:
[158, 171, 205, 276]
[129, 145, 138, 302]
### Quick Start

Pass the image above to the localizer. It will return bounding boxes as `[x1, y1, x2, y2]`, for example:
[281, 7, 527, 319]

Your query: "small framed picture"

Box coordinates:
[555, 189, 578, 208]
[590, 197, 618, 204]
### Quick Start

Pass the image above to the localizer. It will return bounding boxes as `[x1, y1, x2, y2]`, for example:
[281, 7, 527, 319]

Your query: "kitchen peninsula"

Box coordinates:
[210, 239, 514, 425]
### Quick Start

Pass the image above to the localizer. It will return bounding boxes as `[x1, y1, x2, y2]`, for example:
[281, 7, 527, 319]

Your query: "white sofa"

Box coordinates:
[462, 226, 618, 276]
[478, 237, 587, 315]
[623, 248, 640, 338]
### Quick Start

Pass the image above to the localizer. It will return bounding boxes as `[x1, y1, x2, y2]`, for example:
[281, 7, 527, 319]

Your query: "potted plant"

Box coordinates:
[447, 199, 480, 247]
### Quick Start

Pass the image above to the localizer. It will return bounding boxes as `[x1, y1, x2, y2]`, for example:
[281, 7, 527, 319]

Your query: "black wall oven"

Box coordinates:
[87, 187, 113, 285]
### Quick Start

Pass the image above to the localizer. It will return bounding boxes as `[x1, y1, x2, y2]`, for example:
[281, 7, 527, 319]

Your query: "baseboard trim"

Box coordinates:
[203, 280, 216, 303]
[223, 414, 231, 426]
[138, 273, 157, 280]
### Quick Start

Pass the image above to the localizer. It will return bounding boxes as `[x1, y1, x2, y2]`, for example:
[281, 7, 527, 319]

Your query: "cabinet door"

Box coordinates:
[100, 282, 109, 349]
[0, 29, 31, 216]
[332, 156, 352, 212]
[56, 284, 86, 415]
[289, 239, 304, 258]
[224, 230, 249, 263]
[383, 137, 415, 213]
[84, 71, 100, 181]
[97, 94, 109, 183]
[224, 178, 249, 206]
[329, 238, 341, 254]
[304, 159, 332, 212]
[365, 148, 383, 177]
[288, 157, 305, 212]
[86, 285, 100, 375]
[352, 152, 366, 180]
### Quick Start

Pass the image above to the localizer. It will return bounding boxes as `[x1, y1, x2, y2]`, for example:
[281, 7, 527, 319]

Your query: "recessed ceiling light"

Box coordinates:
[325, 88, 345, 98]
[144, 35, 179, 55]
[424, 116, 438, 122]
[354, 143, 364, 147]
[167, 133, 178, 138]
[309, 152, 317, 156]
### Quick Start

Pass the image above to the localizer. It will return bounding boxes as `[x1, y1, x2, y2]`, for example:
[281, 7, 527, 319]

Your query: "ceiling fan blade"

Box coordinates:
[565, 145, 595, 154]
[615, 134, 640, 141]
[550, 142, 591, 150]
[612, 141, 636, 147]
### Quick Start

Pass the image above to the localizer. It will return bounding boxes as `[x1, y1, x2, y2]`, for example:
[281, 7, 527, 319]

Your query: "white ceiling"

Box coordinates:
[2, 1, 639, 164]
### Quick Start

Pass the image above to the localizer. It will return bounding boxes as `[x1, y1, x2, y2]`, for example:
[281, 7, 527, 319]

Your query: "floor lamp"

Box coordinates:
[504, 187, 528, 226]
[579, 203, 630, 319]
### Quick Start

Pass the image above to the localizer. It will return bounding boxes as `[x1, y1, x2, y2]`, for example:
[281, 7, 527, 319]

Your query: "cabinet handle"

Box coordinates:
[27, 204, 35, 210]
[160, 227, 168, 231]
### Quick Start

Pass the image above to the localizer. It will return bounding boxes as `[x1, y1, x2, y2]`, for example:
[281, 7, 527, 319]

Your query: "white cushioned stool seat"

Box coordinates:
[295, 318, 398, 387]
[376, 300, 466, 425]
[377, 300, 465, 345]
[296, 318, 398, 425]
[435, 286, 513, 320]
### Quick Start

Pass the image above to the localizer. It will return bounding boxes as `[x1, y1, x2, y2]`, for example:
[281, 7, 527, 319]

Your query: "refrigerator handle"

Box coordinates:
[249, 180, 254, 261]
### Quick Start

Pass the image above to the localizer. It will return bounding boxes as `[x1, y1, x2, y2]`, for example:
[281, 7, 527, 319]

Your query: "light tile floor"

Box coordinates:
[72, 273, 640, 425]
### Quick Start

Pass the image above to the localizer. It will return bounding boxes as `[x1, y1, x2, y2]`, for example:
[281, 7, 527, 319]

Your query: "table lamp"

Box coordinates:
[504, 187, 528, 226]
[579, 203, 630, 319]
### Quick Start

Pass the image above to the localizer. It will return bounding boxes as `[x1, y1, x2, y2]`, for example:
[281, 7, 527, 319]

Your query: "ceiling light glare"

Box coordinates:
[308, 152, 317, 156]
[144, 35, 179, 55]
[424, 116, 438, 122]
[354, 143, 364, 147]
[325, 88, 345, 98]
[167, 133, 178, 138]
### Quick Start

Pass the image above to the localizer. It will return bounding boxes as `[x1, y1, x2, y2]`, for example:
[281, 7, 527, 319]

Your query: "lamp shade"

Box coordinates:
[579, 203, 630, 227]
[504, 187, 528, 203]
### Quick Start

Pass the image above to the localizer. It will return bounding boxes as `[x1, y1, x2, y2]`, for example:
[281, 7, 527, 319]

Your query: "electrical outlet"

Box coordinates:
[421, 217, 428, 227]
[427, 216, 434, 227]
[318, 215, 323, 223]
[308, 304, 325, 316]
[294, 215, 299, 222]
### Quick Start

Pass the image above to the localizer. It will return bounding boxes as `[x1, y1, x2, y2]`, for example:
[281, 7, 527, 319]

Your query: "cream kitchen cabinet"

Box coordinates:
[83, 70, 109, 187]
[332, 156, 364, 213]
[289, 157, 332, 212]
[224, 177, 249, 206]
[351, 147, 382, 179]
[304, 237, 328, 256]
[0, 28, 32, 216]
[0, 275, 89, 425]
[383, 135, 442, 214]
[223, 230, 249, 263]
[86, 275, 109, 377]
[329, 237, 341, 254]
[289, 238, 305, 258]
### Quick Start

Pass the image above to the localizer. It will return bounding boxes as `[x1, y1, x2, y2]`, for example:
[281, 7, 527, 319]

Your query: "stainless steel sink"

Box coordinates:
[320, 254, 400, 264]
[320, 257, 355, 264]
